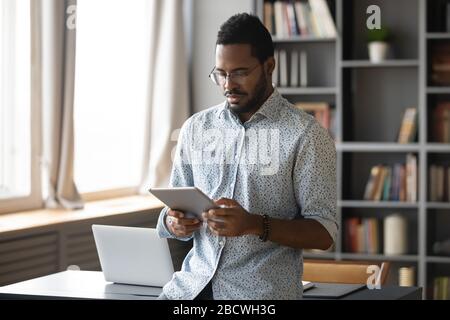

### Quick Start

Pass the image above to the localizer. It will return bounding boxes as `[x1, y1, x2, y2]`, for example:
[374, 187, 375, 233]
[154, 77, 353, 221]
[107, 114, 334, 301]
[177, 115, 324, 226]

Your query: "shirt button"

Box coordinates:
[219, 240, 225, 247]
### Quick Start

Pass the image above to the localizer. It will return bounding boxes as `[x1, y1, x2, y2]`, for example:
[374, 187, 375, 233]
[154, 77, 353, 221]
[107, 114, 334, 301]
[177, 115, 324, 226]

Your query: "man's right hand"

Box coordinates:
[166, 209, 202, 238]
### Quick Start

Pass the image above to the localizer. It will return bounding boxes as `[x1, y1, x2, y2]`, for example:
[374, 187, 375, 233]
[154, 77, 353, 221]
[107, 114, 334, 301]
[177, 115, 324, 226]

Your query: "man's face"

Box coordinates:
[214, 44, 272, 114]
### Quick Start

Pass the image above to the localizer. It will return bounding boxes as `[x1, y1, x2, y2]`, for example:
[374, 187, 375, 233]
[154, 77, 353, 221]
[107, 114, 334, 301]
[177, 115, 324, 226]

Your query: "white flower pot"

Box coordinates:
[368, 41, 389, 63]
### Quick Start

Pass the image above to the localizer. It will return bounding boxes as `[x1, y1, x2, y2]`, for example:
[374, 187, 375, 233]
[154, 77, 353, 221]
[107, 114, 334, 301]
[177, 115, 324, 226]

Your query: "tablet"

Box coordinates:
[149, 187, 219, 220]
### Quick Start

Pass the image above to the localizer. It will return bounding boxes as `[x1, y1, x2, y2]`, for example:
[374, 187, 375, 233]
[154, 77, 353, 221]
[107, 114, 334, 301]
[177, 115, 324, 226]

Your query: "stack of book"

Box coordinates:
[274, 49, 307, 87]
[432, 103, 450, 143]
[434, 277, 450, 300]
[431, 44, 450, 86]
[398, 267, 415, 287]
[344, 217, 380, 254]
[294, 102, 336, 138]
[363, 154, 417, 202]
[429, 164, 450, 202]
[397, 108, 417, 144]
[263, 0, 337, 38]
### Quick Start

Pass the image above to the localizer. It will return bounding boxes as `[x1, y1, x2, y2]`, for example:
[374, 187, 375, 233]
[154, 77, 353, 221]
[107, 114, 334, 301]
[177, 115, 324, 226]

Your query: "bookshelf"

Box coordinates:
[255, 0, 450, 299]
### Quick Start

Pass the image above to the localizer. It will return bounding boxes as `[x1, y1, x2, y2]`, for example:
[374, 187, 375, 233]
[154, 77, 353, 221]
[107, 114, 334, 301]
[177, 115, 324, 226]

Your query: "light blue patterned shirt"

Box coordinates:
[156, 88, 338, 300]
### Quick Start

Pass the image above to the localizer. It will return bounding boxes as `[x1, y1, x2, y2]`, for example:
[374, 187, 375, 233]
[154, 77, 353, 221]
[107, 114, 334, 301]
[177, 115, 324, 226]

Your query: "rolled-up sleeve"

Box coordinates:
[293, 120, 339, 244]
[156, 118, 195, 241]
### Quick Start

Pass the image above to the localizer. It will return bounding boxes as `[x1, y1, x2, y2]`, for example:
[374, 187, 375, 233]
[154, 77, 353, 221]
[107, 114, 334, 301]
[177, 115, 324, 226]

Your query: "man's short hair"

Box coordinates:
[216, 13, 274, 63]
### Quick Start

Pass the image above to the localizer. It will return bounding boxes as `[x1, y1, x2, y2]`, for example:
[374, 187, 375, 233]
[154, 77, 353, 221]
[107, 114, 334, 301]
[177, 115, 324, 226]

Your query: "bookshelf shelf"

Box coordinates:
[272, 36, 336, 43]
[339, 200, 419, 209]
[426, 33, 450, 40]
[426, 144, 450, 153]
[426, 87, 450, 94]
[426, 256, 450, 264]
[303, 252, 337, 260]
[427, 202, 450, 209]
[340, 253, 419, 262]
[276, 87, 337, 95]
[341, 60, 420, 68]
[337, 142, 420, 152]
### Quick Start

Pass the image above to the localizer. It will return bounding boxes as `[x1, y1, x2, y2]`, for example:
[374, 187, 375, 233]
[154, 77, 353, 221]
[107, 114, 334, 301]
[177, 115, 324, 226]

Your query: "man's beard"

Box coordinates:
[225, 75, 268, 114]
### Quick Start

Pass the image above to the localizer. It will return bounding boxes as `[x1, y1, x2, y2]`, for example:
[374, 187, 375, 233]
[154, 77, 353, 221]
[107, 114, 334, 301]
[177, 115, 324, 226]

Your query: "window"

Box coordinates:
[0, 0, 39, 213]
[74, 0, 149, 196]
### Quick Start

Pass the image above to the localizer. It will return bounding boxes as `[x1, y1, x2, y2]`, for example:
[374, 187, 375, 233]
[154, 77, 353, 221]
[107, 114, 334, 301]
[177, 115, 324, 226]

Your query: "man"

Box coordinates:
[156, 13, 337, 300]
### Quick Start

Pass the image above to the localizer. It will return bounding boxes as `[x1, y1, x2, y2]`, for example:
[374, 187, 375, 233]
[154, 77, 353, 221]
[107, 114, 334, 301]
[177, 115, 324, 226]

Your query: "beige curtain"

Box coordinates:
[41, 0, 83, 209]
[140, 0, 190, 191]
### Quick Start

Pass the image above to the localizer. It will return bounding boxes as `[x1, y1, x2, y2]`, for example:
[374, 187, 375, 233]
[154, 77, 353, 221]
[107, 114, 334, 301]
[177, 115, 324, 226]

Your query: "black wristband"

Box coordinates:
[259, 214, 270, 242]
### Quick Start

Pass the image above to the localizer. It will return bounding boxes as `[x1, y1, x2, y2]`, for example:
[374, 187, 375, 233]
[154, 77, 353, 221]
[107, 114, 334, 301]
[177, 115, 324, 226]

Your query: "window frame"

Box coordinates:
[73, 0, 151, 200]
[81, 187, 139, 202]
[0, 0, 42, 215]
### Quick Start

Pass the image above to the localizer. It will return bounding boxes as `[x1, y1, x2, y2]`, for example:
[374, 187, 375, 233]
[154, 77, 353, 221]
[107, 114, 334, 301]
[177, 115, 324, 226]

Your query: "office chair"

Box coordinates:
[302, 259, 390, 285]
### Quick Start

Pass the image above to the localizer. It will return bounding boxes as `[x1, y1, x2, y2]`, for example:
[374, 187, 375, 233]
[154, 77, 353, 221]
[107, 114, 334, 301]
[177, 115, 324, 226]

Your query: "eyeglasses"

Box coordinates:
[208, 64, 260, 86]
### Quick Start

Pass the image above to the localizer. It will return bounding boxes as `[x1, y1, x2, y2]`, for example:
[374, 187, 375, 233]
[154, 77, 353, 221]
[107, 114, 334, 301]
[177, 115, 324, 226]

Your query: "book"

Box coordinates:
[286, 1, 299, 36]
[433, 103, 450, 142]
[273, 1, 285, 37]
[263, 2, 274, 35]
[294, 1, 309, 35]
[375, 166, 388, 201]
[308, 0, 337, 37]
[397, 108, 417, 143]
[406, 153, 417, 202]
[434, 277, 450, 300]
[399, 165, 406, 202]
[273, 49, 279, 86]
[262, 0, 337, 38]
[447, 3, 450, 33]
[300, 51, 308, 87]
[279, 49, 288, 87]
[290, 50, 299, 87]
[431, 44, 450, 85]
[307, 2, 323, 37]
[295, 102, 330, 129]
[364, 165, 381, 200]
[283, 1, 292, 37]
[382, 167, 392, 201]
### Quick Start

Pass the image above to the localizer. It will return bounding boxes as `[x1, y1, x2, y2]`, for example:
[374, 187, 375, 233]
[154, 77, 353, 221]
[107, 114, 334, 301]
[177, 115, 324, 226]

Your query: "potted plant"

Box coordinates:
[367, 27, 390, 63]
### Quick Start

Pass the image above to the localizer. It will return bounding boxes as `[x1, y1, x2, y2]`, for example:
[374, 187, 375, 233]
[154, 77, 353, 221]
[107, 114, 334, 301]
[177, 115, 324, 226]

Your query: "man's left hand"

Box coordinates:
[202, 198, 260, 237]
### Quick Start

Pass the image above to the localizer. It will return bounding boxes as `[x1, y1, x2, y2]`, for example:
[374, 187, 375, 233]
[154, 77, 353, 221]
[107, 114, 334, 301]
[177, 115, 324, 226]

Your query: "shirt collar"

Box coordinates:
[216, 88, 283, 122]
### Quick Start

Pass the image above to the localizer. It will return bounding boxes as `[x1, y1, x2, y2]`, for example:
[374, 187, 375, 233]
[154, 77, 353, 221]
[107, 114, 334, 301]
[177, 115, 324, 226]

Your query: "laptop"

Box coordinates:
[92, 225, 174, 290]
[302, 282, 366, 298]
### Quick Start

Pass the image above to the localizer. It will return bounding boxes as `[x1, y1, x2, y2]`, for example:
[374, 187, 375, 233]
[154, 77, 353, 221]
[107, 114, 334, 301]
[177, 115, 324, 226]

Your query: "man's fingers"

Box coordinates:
[207, 220, 226, 230]
[167, 209, 184, 218]
[173, 223, 201, 235]
[171, 217, 200, 226]
[214, 198, 236, 207]
[207, 208, 228, 217]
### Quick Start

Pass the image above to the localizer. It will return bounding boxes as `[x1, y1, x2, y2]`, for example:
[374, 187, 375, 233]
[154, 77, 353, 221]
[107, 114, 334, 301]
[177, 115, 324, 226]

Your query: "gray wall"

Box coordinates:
[191, 0, 253, 113]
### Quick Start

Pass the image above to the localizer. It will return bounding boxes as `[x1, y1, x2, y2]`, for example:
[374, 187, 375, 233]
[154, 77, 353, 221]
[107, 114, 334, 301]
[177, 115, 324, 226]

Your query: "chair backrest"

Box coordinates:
[303, 259, 390, 285]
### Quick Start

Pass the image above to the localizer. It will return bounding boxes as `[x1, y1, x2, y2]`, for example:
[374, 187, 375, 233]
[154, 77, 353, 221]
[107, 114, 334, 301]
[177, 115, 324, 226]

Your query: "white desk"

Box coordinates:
[0, 270, 161, 300]
[0, 270, 422, 300]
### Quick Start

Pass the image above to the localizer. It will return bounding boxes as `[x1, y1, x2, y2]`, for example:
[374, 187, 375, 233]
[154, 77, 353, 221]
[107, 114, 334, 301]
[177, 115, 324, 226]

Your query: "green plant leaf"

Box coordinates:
[367, 27, 390, 42]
